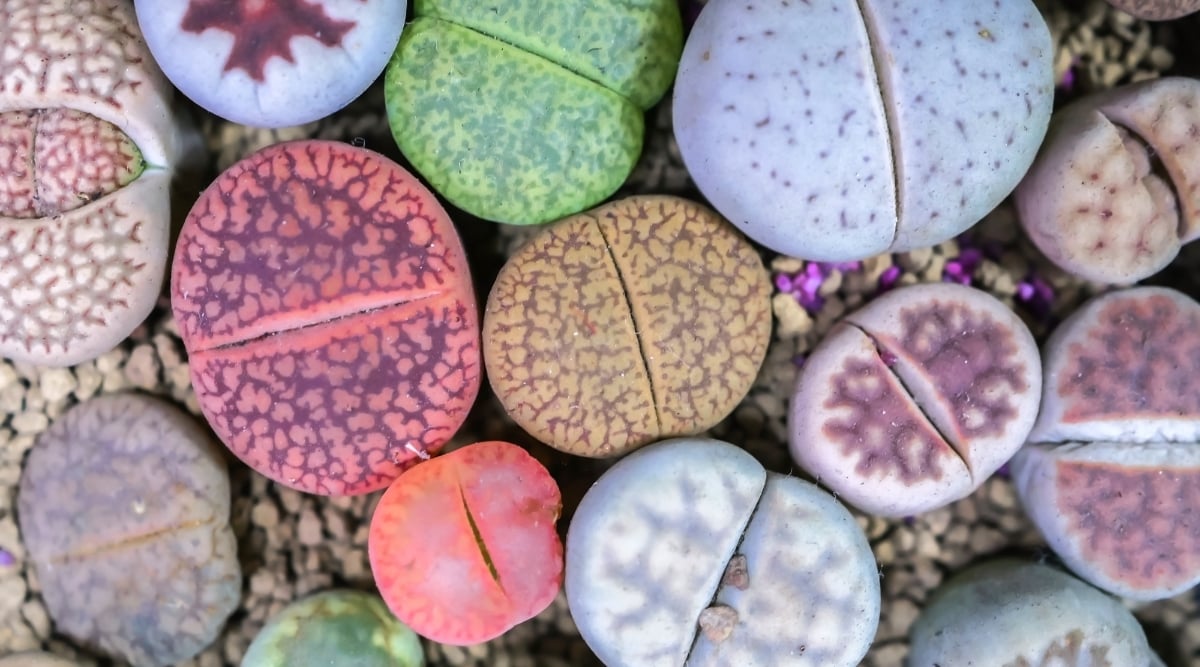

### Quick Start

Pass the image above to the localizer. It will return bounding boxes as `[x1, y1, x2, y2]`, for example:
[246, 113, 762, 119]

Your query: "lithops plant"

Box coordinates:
[1016, 77, 1200, 285]
[241, 589, 424, 667]
[16, 393, 241, 667]
[171, 139, 480, 496]
[385, 0, 682, 225]
[135, 0, 407, 128]
[673, 0, 1054, 262]
[1012, 286, 1200, 601]
[369, 441, 563, 646]
[484, 195, 772, 458]
[566, 437, 879, 667]
[789, 282, 1042, 517]
[0, 0, 186, 366]
[1105, 1, 1200, 19]
[0, 653, 81, 667]
[909, 558, 1160, 666]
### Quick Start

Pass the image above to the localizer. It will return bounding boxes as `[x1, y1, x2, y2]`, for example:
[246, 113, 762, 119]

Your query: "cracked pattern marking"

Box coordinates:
[1003, 629, 1112, 667]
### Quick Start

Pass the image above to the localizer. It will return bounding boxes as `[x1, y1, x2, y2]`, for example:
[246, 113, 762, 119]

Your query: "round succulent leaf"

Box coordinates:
[1104, 0, 1200, 20]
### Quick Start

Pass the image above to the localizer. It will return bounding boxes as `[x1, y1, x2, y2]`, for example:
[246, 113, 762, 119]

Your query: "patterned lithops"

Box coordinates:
[1016, 77, 1200, 284]
[0, 0, 187, 366]
[1104, 0, 1200, 20]
[1012, 286, 1200, 601]
[789, 282, 1042, 517]
[673, 0, 1054, 262]
[566, 438, 880, 667]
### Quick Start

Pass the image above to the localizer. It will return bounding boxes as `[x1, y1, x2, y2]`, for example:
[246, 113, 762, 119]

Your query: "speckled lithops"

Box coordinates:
[566, 437, 879, 667]
[385, 0, 682, 225]
[483, 194, 772, 458]
[1012, 286, 1200, 601]
[1105, 0, 1200, 20]
[172, 139, 480, 496]
[789, 282, 1041, 517]
[673, 0, 1054, 262]
[135, 0, 407, 128]
[16, 393, 241, 667]
[1016, 77, 1200, 284]
[909, 559, 1160, 666]
[0, 0, 186, 367]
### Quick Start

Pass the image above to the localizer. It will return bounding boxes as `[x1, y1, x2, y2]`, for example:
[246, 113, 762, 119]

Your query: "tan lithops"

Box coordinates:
[0, 653, 81, 667]
[0, 0, 184, 366]
[483, 194, 771, 457]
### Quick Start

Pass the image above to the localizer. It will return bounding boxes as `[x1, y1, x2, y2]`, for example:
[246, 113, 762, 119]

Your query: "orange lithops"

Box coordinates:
[368, 441, 563, 645]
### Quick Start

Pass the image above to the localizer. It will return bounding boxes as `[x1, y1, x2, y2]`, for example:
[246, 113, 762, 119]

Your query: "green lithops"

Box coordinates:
[385, 0, 683, 225]
[241, 590, 424, 667]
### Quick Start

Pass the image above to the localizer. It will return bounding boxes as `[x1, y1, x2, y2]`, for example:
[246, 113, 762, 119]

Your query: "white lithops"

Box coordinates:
[565, 437, 879, 667]
[673, 0, 1054, 262]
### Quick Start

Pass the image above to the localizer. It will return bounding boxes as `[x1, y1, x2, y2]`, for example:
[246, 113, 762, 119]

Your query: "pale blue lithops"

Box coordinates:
[565, 437, 879, 667]
[673, 0, 1054, 262]
[241, 589, 424, 667]
[134, 0, 407, 128]
[909, 559, 1160, 667]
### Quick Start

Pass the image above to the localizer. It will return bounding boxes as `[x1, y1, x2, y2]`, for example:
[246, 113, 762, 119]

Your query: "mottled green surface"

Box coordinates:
[415, 0, 683, 109]
[386, 17, 643, 225]
[241, 590, 423, 667]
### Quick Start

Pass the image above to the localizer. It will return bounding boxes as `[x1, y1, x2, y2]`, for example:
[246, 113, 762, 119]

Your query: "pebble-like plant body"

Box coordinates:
[483, 195, 772, 458]
[16, 393, 241, 667]
[368, 441, 563, 646]
[673, 0, 1054, 262]
[171, 139, 480, 496]
[385, 0, 682, 225]
[790, 282, 1042, 517]
[565, 437, 880, 667]
[240, 589, 424, 667]
[1016, 77, 1200, 284]
[0, 0, 183, 367]
[135, 0, 408, 128]
[1105, 0, 1200, 20]
[1013, 286, 1200, 601]
[0, 653, 80, 667]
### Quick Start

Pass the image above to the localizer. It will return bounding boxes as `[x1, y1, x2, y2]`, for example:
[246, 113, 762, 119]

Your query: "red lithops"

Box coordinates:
[369, 441, 564, 645]
[171, 139, 481, 496]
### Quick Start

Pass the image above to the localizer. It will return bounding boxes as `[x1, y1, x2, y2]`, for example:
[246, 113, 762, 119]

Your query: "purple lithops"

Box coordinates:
[1012, 286, 1200, 601]
[1105, 0, 1200, 20]
[790, 282, 1041, 517]
[1016, 77, 1200, 284]
[565, 437, 880, 667]
[673, 0, 1054, 262]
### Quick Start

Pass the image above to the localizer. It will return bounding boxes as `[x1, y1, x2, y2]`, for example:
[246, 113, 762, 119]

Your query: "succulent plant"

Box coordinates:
[171, 139, 481, 496]
[1105, 0, 1200, 20]
[134, 0, 408, 128]
[0, 653, 80, 667]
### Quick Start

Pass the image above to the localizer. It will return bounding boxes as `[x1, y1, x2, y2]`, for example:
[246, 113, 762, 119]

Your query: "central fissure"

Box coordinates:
[47, 516, 219, 564]
[459, 485, 505, 594]
[853, 0, 904, 243]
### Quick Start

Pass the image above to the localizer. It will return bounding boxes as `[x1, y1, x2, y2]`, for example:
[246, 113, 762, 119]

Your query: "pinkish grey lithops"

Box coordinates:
[1016, 77, 1200, 285]
[16, 393, 241, 667]
[789, 282, 1041, 517]
[565, 437, 880, 667]
[673, 0, 1054, 262]
[909, 558, 1161, 666]
[134, 0, 407, 128]
[0, 0, 187, 367]
[1105, 0, 1200, 19]
[1012, 285, 1200, 601]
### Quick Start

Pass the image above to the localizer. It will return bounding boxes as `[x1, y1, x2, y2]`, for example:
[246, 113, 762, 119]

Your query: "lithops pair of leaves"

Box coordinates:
[171, 139, 480, 496]
[0, 0, 187, 366]
[1012, 286, 1200, 601]
[1017, 77, 1200, 284]
[673, 0, 1054, 262]
[566, 438, 880, 667]
[135, 0, 407, 128]
[483, 194, 772, 459]
[790, 282, 1042, 517]
[16, 393, 241, 667]
[1106, 0, 1200, 19]
[386, 0, 682, 225]
[909, 559, 1161, 666]
[369, 441, 563, 646]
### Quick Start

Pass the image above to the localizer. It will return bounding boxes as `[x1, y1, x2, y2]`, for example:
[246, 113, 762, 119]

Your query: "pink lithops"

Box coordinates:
[789, 282, 1041, 517]
[0, 0, 185, 366]
[673, 0, 1054, 262]
[368, 441, 563, 646]
[171, 139, 481, 496]
[1105, 1, 1200, 20]
[565, 438, 880, 667]
[1016, 77, 1200, 285]
[1012, 286, 1200, 601]
[134, 0, 407, 128]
